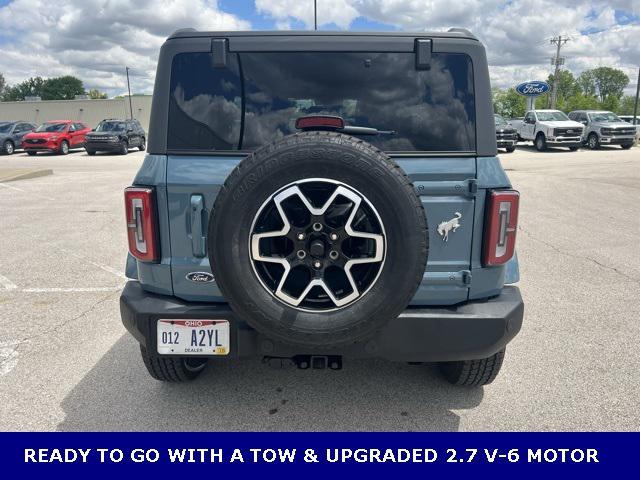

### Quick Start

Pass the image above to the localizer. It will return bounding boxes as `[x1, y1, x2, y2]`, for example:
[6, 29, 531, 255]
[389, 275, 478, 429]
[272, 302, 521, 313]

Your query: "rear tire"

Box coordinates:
[535, 133, 547, 152]
[439, 349, 506, 386]
[505, 145, 516, 153]
[3, 140, 15, 155]
[139, 345, 208, 382]
[569, 146, 579, 151]
[27, 151, 37, 156]
[86, 149, 96, 156]
[621, 143, 633, 150]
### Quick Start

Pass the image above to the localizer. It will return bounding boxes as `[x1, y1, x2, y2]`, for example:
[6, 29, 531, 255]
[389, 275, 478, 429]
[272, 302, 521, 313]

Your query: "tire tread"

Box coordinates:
[440, 349, 506, 386]
[139, 345, 205, 382]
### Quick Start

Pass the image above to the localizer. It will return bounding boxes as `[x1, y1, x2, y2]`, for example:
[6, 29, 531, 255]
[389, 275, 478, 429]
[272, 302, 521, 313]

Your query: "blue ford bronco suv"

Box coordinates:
[120, 29, 524, 386]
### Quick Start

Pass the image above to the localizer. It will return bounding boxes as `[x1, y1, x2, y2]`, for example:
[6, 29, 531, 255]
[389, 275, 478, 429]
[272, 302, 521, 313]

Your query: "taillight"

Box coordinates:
[483, 190, 519, 266]
[124, 187, 158, 262]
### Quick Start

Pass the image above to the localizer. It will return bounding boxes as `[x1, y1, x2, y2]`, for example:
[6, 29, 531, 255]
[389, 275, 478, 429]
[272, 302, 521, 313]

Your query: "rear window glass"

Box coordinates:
[168, 51, 475, 153]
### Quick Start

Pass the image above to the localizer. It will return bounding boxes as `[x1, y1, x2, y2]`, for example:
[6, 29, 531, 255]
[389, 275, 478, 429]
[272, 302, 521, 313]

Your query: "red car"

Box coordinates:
[22, 120, 91, 155]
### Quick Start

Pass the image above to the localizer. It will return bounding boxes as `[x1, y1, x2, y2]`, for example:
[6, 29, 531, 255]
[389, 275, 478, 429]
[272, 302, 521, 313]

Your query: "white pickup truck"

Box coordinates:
[517, 109, 584, 151]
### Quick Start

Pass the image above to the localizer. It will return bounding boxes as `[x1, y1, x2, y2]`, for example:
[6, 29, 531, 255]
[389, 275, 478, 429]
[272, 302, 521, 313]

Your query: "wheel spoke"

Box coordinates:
[250, 179, 386, 310]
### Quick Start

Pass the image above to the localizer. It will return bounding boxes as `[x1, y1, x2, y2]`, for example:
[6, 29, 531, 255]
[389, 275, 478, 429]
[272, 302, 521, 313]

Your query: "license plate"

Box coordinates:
[156, 319, 230, 355]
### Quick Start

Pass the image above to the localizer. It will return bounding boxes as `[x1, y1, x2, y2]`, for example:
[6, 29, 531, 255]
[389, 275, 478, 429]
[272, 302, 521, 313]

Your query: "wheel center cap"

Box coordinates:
[309, 239, 326, 258]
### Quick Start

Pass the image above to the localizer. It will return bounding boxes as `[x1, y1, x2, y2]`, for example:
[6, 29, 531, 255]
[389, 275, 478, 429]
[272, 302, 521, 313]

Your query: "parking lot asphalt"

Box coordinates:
[0, 144, 638, 432]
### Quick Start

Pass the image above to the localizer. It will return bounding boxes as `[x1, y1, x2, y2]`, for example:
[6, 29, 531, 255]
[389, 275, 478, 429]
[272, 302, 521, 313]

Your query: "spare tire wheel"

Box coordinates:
[209, 131, 428, 348]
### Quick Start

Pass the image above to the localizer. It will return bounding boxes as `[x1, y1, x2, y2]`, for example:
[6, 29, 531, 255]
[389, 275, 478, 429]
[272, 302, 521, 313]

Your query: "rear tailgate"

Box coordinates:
[167, 154, 476, 306]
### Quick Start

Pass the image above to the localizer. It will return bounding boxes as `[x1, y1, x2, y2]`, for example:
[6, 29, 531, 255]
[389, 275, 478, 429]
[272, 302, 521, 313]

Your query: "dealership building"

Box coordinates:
[0, 95, 153, 131]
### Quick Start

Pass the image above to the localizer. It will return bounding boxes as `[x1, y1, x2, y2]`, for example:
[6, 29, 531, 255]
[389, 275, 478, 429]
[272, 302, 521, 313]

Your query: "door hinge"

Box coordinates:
[211, 38, 228, 68]
[415, 39, 432, 70]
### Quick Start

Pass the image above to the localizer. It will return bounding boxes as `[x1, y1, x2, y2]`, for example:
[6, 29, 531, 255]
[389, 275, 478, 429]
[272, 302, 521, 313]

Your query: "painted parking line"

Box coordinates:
[0, 182, 55, 201]
[21, 286, 123, 293]
[58, 248, 127, 280]
[0, 273, 18, 291]
[0, 341, 20, 377]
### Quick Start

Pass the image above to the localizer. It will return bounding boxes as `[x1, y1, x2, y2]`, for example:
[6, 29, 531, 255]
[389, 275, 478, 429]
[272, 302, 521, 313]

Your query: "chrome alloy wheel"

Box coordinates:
[249, 178, 386, 312]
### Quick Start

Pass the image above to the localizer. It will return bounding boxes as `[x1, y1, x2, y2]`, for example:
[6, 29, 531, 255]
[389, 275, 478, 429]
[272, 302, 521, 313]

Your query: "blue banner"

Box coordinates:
[0, 432, 637, 477]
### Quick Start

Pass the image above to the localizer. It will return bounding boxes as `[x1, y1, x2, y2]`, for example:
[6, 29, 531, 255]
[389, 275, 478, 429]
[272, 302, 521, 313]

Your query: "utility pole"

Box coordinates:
[125, 66, 133, 120]
[549, 35, 569, 109]
[633, 66, 639, 124]
[314, 0, 317, 31]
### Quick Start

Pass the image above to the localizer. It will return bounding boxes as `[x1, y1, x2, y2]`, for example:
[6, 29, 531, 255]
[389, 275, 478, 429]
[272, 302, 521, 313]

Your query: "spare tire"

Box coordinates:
[209, 131, 428, 348]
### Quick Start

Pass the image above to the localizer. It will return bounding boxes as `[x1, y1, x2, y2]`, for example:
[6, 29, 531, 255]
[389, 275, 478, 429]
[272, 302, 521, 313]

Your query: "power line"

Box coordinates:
[549, 35, 569, 109]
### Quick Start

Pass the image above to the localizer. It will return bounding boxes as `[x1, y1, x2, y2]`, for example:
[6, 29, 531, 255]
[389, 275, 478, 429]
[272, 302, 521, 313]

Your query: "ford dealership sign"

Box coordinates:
[515, 81, 550, 96]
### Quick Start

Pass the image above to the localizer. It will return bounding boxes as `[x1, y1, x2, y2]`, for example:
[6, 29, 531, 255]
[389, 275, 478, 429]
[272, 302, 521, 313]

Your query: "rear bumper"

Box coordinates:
[120, 281, 524, 362]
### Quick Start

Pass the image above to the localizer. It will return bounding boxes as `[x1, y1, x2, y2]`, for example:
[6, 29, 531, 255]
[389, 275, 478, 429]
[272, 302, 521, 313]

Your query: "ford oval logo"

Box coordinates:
[515, 81, 550, 97]
[186, 272, 215, 283]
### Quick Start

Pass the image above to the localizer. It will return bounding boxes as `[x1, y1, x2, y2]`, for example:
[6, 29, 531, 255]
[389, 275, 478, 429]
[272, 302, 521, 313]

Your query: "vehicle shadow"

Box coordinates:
[515, 143, 579, 153]
[57, 335, 483, 432]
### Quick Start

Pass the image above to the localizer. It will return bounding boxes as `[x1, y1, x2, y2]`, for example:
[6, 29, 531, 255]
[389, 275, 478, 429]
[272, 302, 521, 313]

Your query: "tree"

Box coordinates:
[579, 67, 629, 103]
[577, 70, 596, 96]
[493, 87, 527, 118]
[2, 77, 46, 101]
[0, 73, 6, 98]
[619, 96, 637, 115]
[41, 75, 85, 100]
[544, 70, 579, 108]
[88, 89, 108, 99]
[563, 93, 601, 112]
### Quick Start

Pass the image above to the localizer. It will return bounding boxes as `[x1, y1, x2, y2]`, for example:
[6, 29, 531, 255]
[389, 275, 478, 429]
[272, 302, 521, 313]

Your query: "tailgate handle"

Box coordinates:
[189, 195, 206, 258]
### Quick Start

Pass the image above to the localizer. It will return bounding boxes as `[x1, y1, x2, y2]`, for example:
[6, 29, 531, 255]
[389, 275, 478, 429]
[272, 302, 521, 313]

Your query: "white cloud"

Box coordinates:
[0, 0, 637, 97]
[257, 0, 640, 93]
[0, 0, 250, 96]
[256, 0, 359, 29]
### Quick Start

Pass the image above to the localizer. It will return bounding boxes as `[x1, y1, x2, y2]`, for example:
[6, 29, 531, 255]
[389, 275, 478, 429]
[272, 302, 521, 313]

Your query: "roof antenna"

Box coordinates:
[314, 0, 317, 30]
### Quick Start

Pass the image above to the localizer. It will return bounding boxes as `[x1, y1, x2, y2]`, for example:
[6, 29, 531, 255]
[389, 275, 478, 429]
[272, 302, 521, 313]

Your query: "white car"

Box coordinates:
[517, 109, 584, 151]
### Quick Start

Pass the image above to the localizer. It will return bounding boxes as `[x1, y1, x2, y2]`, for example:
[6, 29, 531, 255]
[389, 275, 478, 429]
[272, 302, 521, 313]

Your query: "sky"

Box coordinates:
[0, 0, 638, 97]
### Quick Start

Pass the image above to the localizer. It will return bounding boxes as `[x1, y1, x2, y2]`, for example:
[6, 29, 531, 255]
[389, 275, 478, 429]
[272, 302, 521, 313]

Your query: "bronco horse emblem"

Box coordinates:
[437, 212, 462, 242]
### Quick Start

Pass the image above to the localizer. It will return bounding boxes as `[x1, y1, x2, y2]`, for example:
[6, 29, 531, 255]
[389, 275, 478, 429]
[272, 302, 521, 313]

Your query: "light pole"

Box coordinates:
[125, 66, 133, 120]
[314, 0, 317, 31]
[633, 66, 639, 125]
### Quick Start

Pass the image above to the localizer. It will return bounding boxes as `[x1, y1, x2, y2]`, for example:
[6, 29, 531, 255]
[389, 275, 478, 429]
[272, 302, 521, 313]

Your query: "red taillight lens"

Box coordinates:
[483, 190, 519, 266]
[124, 187, 158, 262]
[295, 115, 345, 130]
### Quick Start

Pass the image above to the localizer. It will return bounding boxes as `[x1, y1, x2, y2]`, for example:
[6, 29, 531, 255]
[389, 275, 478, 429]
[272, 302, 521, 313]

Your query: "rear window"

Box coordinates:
[168, 50, 476, 153]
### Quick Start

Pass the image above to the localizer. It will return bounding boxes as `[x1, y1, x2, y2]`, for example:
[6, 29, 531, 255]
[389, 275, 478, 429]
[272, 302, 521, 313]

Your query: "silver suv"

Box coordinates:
[568, 110, 635, 150]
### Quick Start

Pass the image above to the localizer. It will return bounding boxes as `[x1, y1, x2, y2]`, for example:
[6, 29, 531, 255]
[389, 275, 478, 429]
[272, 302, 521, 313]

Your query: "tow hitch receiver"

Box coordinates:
[263, 355, 343, 370]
